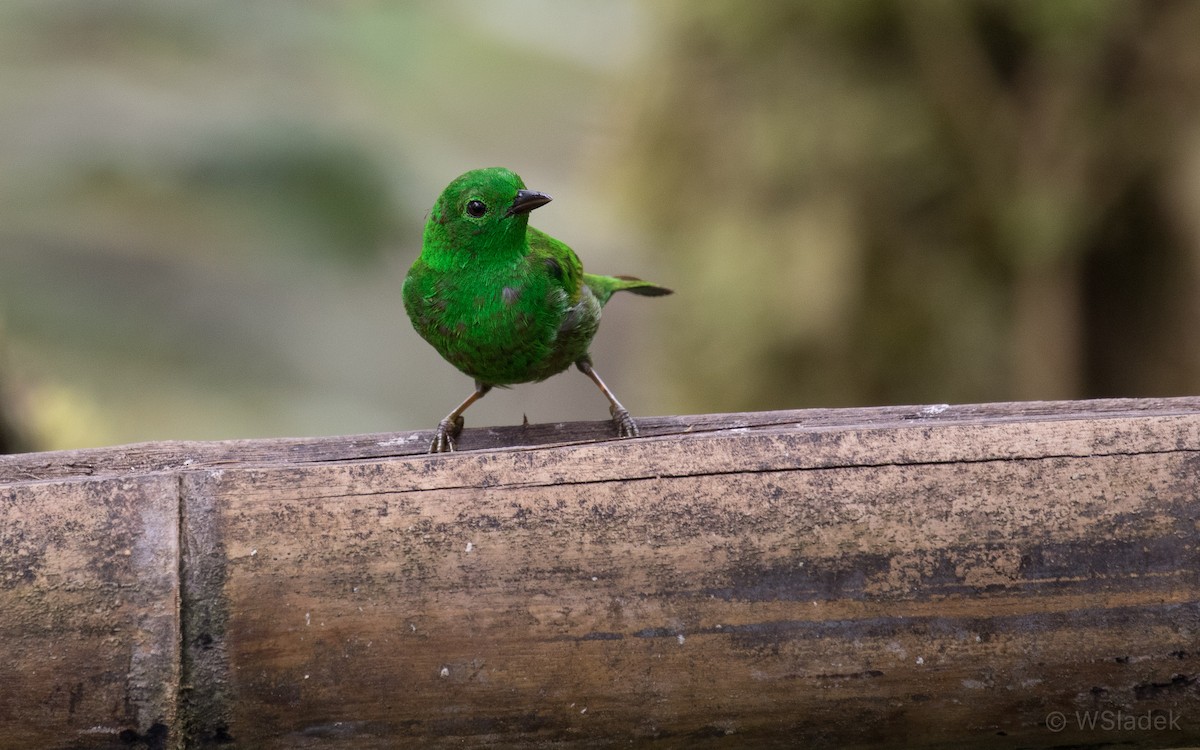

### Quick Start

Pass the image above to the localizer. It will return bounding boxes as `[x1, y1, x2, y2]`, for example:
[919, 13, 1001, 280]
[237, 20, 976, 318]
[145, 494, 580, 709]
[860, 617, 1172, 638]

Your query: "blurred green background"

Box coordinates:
[2, 0, 1199, 453]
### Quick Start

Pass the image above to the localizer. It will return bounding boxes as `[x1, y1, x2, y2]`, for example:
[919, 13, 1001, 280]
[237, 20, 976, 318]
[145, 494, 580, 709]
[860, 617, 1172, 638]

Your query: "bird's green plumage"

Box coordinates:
[403, 167, 669, 387]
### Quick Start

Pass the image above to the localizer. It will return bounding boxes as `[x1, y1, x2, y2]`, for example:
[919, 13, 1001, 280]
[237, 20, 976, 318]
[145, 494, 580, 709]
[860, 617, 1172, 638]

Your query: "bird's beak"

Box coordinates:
[506, 189, 553, 217]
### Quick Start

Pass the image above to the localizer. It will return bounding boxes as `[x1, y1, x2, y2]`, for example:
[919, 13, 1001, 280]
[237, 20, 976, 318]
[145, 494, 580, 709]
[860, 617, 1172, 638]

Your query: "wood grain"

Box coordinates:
[0, 475, 179, 749]
[3, 397, 1197, 484]
[1, 398, 1198, 748]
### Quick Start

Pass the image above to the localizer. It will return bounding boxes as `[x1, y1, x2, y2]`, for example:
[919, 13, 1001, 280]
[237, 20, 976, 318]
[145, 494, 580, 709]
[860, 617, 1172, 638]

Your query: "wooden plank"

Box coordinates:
[3, 396, 1199, 483]
[0, 475, 180, 749]
[1, 399, 1198, 748]
[175, 406, 1200, 748]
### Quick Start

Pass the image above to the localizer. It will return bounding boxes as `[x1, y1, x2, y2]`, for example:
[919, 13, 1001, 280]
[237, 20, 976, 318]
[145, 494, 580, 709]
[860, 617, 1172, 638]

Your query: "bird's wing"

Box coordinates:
[526, 226, 584, 306]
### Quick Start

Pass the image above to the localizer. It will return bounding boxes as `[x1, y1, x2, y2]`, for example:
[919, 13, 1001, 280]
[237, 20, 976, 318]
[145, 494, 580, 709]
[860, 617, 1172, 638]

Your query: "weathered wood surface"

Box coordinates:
[0, 475, 179, 750]
[1, 398, 1199, 749]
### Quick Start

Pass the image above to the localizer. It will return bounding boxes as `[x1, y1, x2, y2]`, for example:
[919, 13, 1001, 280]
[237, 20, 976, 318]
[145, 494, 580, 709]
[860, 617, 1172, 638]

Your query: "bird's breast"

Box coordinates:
[412, 271, 581, 385]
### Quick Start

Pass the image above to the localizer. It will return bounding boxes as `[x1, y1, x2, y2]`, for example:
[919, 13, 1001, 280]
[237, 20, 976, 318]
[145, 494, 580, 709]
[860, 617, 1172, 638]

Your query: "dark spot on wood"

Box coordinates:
[633, 626, 676, 639]
[0, 523, 43, 587]
[119, 722, 170, 749]
[711, 553, 892, 602]
[813, 670, 885, 680]
[68, 681, 84, 714]
[1133, 673, 1196, 700]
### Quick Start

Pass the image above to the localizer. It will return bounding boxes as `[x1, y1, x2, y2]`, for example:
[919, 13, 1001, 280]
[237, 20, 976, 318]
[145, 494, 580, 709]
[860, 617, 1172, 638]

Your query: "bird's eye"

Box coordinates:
[466, 200, 487, 218]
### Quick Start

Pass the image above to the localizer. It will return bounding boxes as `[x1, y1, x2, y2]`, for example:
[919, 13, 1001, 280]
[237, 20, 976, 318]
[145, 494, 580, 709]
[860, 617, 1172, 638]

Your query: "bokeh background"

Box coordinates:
[2, 0, 1199, 453]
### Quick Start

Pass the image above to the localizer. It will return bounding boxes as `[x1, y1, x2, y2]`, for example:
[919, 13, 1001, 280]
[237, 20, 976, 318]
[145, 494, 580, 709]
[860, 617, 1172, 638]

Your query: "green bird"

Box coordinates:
[404, 167, 671, 453]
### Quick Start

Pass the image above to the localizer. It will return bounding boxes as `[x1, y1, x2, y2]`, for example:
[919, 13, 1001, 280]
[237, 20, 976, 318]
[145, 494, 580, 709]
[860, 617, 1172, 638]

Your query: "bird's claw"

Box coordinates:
[610, 406, 640, 438]
[430, 416, 465, 453]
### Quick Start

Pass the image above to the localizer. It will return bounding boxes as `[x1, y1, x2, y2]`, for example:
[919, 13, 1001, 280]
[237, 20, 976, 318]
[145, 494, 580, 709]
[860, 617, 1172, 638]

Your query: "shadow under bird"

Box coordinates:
[404, 167, 672, 452]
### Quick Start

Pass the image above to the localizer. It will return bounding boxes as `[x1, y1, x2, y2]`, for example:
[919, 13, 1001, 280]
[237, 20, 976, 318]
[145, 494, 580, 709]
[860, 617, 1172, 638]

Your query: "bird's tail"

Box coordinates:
[585, 273, 673, 306]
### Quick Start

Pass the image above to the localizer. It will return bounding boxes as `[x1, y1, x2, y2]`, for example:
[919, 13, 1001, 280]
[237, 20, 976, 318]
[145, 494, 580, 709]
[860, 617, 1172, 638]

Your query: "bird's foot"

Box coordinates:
[430, 416, 465, 453]
[610, 406, 640, 438]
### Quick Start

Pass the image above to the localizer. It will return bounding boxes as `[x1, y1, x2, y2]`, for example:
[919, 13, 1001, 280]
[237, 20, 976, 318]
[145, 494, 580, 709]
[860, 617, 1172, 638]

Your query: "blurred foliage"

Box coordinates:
[616, 0, 1200, 412]
[0, 319, 28, 454]
[0, 0, 650, 451]
[3, 0, 1199, 453]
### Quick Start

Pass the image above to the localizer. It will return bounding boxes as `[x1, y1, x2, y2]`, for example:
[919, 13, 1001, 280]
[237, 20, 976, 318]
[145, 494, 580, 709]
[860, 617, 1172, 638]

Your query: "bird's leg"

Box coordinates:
[576, 358, 639, 438]
[431, 381, 492, 453]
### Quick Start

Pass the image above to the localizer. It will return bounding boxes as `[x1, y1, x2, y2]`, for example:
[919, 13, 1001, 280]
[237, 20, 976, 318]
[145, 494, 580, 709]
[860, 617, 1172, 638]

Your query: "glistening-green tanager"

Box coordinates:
[404, 167, 671, 452]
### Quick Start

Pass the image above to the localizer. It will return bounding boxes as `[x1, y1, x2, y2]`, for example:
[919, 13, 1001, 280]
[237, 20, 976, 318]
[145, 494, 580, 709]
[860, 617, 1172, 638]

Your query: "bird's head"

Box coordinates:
[423, 167, 551, 260]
